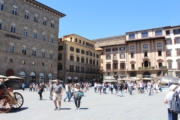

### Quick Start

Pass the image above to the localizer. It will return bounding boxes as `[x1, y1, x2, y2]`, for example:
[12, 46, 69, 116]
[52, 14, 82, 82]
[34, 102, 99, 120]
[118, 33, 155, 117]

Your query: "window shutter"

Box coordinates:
[170, 39, 172, 44]
[166, 51, 168, 56]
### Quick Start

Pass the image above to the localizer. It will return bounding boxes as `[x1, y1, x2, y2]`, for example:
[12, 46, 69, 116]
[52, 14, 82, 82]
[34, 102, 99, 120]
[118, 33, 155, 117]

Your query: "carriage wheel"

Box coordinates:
[12, 92, 24, 109]
[0, 95, 13, 113]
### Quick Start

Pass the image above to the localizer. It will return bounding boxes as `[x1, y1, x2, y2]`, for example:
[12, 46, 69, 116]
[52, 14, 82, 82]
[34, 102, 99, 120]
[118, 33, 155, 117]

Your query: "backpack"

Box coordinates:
[171, 91, 180, 113]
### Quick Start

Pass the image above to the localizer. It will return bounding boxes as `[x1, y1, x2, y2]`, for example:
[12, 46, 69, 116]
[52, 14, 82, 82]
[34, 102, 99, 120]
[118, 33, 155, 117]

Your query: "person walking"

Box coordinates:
[53, 80, 63, 110]
[29, 84, 32, 92]
[98, 83, 102, 95]
[110, 83, 114, 94]
[64, 84, 71, 102]
[73, 84, 83, 110]
[38, 84, 44, 100]
[128, 81, 133, 95]
[164, 84, 178, 120]
[119, 83, 124, 97]
[22, 83, 25, 91]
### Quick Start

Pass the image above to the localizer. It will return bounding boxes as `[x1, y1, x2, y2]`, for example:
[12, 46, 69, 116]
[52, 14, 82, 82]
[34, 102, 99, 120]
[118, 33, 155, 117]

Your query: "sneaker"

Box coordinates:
[75, 107, 78, 110]
[54, 107, 58, 110]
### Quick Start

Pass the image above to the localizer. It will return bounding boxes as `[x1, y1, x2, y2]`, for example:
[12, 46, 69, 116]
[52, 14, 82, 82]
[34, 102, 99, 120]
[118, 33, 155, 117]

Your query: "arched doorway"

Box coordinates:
[20, 71, 26, 84]
[130, 72, 136, 77]
[48, 73, 53, 81]
[143, 71, 151, 78]
[6, 69, 14, 76]
[30, 72, 36, 83]
[74, 77, 78, 83]
[39, 73, 45, 83]
[67, 76, 72, 83]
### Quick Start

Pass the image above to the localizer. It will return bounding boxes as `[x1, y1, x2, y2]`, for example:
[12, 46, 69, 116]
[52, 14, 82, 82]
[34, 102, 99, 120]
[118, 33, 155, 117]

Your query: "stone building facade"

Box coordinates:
[58, 34, 101, 83]
[0, 0, 65, 85]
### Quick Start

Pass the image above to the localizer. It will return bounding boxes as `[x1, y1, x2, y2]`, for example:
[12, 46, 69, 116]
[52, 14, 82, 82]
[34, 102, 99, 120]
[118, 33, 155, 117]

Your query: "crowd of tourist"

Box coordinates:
[93, 80, 161, 96]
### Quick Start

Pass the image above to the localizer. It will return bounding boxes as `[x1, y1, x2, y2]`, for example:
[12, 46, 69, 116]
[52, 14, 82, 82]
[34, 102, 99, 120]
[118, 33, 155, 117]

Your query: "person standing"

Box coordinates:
[38, 84, 44, 100]
[64, 84, 71, 102]
[22, 83, 25, 91]
[128, 81, 133, 95]
[119, 83, 124, 97]
[110, 83, 114, 94]
[164, 84, 178, 120]
[73, 84, 83, 110]
[53, 80, 63, 110]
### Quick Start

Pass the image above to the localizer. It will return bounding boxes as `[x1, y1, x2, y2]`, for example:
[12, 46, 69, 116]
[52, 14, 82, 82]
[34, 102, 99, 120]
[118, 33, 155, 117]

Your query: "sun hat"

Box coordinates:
[169, 84, 178, 91]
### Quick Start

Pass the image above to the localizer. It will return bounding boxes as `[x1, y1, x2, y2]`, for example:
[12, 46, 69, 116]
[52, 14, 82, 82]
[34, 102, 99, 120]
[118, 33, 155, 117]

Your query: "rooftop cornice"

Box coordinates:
[25, 0, 66, 17]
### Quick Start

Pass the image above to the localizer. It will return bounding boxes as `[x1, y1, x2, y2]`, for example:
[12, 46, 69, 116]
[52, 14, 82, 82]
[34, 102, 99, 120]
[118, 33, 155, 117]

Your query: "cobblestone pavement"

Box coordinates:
[1, 88, 171, 120]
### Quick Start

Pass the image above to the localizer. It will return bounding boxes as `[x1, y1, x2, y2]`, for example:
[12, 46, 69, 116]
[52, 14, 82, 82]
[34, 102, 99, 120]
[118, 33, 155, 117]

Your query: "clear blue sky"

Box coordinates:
[38, 0, 180, 40]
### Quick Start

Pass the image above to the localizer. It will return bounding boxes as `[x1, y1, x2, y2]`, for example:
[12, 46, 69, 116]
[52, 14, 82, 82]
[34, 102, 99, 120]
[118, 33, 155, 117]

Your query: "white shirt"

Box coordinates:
[165, 91, 175, 108]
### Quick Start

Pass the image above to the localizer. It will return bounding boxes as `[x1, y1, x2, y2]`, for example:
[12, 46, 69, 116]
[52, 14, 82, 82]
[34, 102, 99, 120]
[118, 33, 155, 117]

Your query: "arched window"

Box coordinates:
[33, 30, 37, 39]
[51, 21, 54, 28]
[34, 14, 38, 22]
[41, 50, 45, 58]
[22, 46, 26, 55]
[0, 0, 4, 10]
[42, 33, 46, 41]
[24, 10, 29, 19]
[10, 23, 16, 33]
[9, 43, 14, 53]
[43, 17, 47, 25]
[32, 48, 36, 56]
[12, 5, 17, 15]
[50, 35, 54, 43]
[50, 51, 53, 59]
[0, 20, 2, 30]
[23, 27, 28, 36]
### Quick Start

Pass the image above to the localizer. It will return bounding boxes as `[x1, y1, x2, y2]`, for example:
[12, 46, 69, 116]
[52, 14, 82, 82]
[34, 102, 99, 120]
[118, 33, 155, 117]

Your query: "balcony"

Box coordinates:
[159, 66, 167, 70]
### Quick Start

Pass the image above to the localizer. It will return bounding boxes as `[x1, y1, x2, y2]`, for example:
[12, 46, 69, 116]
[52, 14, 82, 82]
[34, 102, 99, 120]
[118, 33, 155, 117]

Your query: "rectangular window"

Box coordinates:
[81, 57, 84, 63]
[120, 47, 125, 51]
[144, 52, 148, 57]
[76, 56, 79, 62]
[0, 23, 2, 30]
[129, 33, 135, 39]
[166, 39, 172, 45]
[176, 49, 180, 56]
[131, 53, 134, 58]
[79, 40, 81, 43]
[130, 46, 134, 50]
[70, 55, 74, 61]
[96, 54, 99, 58]
[106, 55, 111, 60]
[81, 50, 85, 54]
[83, 41, 85, 45]
[166, 50, 171, 56]
[106, 64, 111, 70]
[75, 38, 77, 42]
[155, 30, 162, 36]
[158, 51, 162, 56]
[70, 65, 74, 72]
[86, 67, 89, 73]
[58, 54, 62, 60]
[70, 47, 74, 51]
[157, 43, 162, 47]
[93, 53, 95, 57]
[159, 63, 163, 67]
[90, 59, 92, 64]
[86, 58, 88, 63]
[131, 64, 135, 70]
[76, 48, 80, 53]
[112, 48, 118, 51]
[178, 62, 180, 70]
[90, 52, 92, 56]
[142, 31, 148, 38]
[81, 67, 84, 73]
[166, 30, 170, 35]
[168, 62, 172, 69]
[173, 29, 180, 35]
[143, 44, 148, 48]
[120, 54, 125, 59]
[58, 46, 63, 51]
[113, 63, 118, 70]
[76, 66, 80, 72]
[58, 64, 62, 70]
[175, 38, 180, 44]
[106, 48, 111, 52]
[86, 51, 89, 55]
[96, 61, 99, 66]
[120, 63, 125, 70]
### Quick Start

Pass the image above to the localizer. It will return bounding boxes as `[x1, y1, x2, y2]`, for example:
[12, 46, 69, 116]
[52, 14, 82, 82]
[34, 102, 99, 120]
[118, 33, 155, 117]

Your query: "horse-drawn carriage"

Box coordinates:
[0, 75, 24, 113]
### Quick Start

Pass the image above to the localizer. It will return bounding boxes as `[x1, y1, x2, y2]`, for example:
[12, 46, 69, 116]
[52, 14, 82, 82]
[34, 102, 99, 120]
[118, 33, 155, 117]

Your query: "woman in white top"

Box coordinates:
[73, 84, 83, 110]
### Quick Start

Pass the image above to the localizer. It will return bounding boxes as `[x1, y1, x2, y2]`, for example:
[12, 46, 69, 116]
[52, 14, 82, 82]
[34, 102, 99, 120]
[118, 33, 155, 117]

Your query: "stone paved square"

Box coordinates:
[1, 88, 171, 120]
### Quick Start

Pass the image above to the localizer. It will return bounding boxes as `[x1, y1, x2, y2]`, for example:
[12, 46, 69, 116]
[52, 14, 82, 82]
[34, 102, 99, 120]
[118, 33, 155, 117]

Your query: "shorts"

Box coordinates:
[53, 93, 62, 101]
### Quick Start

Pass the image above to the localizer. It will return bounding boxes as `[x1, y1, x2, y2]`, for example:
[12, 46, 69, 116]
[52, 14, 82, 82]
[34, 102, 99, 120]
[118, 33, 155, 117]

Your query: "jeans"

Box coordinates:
[94, 87, 97, 92]
[110, 88, 113, 94]
[103, 88, 106, 94]
[64, 92, 71, 101]
[74, 97, 81, 108]
[119, 90, 123, 96]
[149, 88, 152, 96]
[168, 108, 178, 120]
[129, 86, 132, 95]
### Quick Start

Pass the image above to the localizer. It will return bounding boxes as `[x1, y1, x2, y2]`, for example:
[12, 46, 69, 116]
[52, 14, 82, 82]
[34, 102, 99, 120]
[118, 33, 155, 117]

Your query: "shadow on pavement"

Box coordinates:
[10, 107, 28, 113]
[61, 108, 71, 110]
[79, 108, 89, 110]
